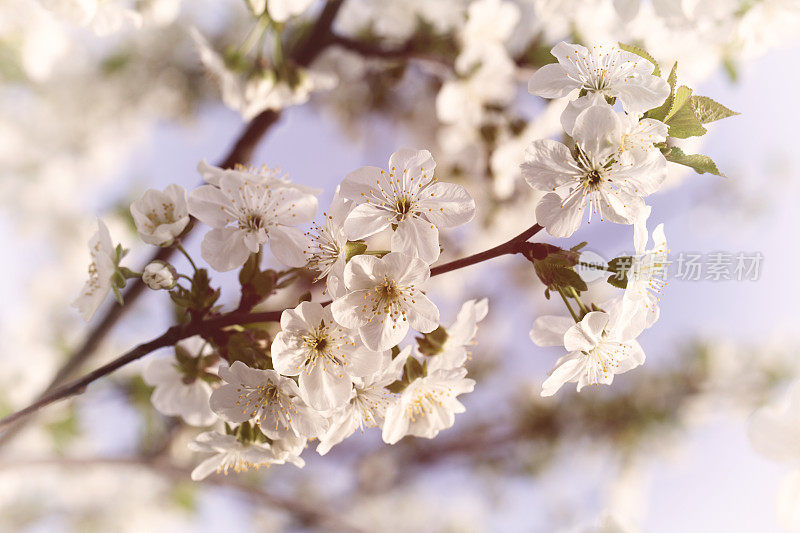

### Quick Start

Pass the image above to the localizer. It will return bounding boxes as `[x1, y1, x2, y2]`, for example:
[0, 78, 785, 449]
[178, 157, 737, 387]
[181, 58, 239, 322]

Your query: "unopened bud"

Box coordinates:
[143, 260, 177, 290]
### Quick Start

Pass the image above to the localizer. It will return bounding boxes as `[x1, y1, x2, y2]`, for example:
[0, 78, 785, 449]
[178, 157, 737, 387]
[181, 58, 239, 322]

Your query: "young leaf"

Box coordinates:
[665, 86, 707, 138]
[618, 42, 660, 77]
[690, 95, 739, 124]
[664, 146, 725, 176]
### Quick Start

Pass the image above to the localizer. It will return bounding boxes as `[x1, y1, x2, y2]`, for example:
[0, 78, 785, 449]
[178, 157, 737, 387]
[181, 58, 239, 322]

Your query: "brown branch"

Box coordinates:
[0, 0, 345, 449]
[0, 223, 544, 432]
[430, 223, 542, 276]
[0, 456, 364, 532]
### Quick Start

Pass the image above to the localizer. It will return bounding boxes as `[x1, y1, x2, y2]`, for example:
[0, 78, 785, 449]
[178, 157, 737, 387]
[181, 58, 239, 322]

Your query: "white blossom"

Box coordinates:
[532, 298, 648, 396]
[71, 219, 117, 322]
[39, 0, 142, 35]
[190, 27, 335, 122]
[188, 161, 318, 271]
[522, 104, 666, 237]
[748, 381, 800, 529]
[271, 301, 385, 411]
[382, 366, 475, 444]
[330, 252, 439, 352]
[188, 431, 298, 481]
[142, 336, 216, 426]
[422, 299, 489, 373]
[266, 0, 316, 22]
[527, 41, 670, 121]
[339, 149, 475, 263]
[129, 184, 189, 246]
[210, 361, 328, 440]
[316, 347, 411, 455]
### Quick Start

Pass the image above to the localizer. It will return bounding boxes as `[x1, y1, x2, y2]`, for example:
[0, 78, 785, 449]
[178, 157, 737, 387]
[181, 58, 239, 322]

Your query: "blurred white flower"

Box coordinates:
[624, 216, 667, 328]
[331, 252, 439, 352]
[190, 27, 335, 121]
[749, 381, 800, 529]
[382, 366, 475, 444]
[39, 0, 142, 35]
[266, 0, 315, 22]
[130, 184, 189, 246]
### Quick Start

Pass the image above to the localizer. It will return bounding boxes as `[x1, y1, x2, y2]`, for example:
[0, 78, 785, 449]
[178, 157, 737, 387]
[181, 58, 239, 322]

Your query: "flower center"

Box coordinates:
[241, 212, 265, 231]
[395, 196, 414, 219]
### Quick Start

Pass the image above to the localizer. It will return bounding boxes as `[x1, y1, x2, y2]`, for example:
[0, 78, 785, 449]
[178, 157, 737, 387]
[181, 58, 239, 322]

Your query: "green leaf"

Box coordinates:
[664, 86, 707, 138]
[417, 326, 449, 356]
[664, 146, 725, 176]
[404, 356, 425, 382]
[532, 252, 587, 294]
[690, 95, 739, 124]
[646, 61, 677, 121]
[344, 240, 368, 262]
[607, 256, 633, 289]
[618, 42, 660, 77]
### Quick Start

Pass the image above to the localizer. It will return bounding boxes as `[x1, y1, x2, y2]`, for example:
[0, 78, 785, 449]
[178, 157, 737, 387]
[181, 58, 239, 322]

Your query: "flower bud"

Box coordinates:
[143, 260, 177, 290]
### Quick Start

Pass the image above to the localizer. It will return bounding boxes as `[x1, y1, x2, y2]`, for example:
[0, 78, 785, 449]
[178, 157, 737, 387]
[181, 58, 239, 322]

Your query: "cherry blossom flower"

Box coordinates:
[71, 219, 117, 321]
[316, 347, 411, 455]
[190, 28, 335, 121]
[521, 104, 666, 237]
[39, 0, 142, 35]
[421, 299, 489, 373]
[271, 301, 385, 411]
[129, 184, 189, 246]
[302, 194, 353, 281]
[330, 252, 440, 352]
[188, 431, 298, 481]
[531, 298, 648, 396]
[624, 217, 668, 328]
[339, 149, 475, 263]
[188, 162, 318, 271]
[527, 41, 670, 119]
[382, 366, 475, 444]
[142, 336, 216, 426]
[748, 381, 800, 529]
[210, 361, 328, 440]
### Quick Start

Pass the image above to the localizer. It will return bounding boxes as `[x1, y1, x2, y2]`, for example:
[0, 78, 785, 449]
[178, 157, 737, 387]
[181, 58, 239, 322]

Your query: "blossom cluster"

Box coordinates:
[70, 39, 733, 481]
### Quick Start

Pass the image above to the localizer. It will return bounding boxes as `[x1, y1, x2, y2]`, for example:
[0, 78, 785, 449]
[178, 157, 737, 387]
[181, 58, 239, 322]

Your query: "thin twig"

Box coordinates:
[0, 0, 345, 449]
[0, 223, 544, 431]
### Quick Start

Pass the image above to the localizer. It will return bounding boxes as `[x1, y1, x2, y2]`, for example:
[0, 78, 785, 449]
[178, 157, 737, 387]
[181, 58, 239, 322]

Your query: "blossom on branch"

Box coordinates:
[532, 298, 648, 396]
[382, 366, 475, 444]
[528, 41, 670, 124]
[271, 301, 385, 411]
[330, 252, 440, 352]
[339, 149, 476, 263]
[521, 105, 666, 237]
[188, 161, 318, 271]
[210, 361, 328, 440]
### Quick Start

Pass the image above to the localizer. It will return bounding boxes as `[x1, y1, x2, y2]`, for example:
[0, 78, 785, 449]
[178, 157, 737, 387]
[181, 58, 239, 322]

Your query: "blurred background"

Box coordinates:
[1, 0, 799, 531]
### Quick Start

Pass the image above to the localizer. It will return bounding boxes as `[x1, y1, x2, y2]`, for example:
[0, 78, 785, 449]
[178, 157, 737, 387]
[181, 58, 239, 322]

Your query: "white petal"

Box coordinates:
[530, 315, 574, 346]
[541, 355, 585, 397]
[527, 62, 576, 98]
[391, 217, 440, 263]
[268, 226, 308, 267]
[416, 182, 476, 228]
[343, 203, 393, 240]
[535, 191, 585, 238]
[521, 140, 580, 191]
[200, 227, 251, 271]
